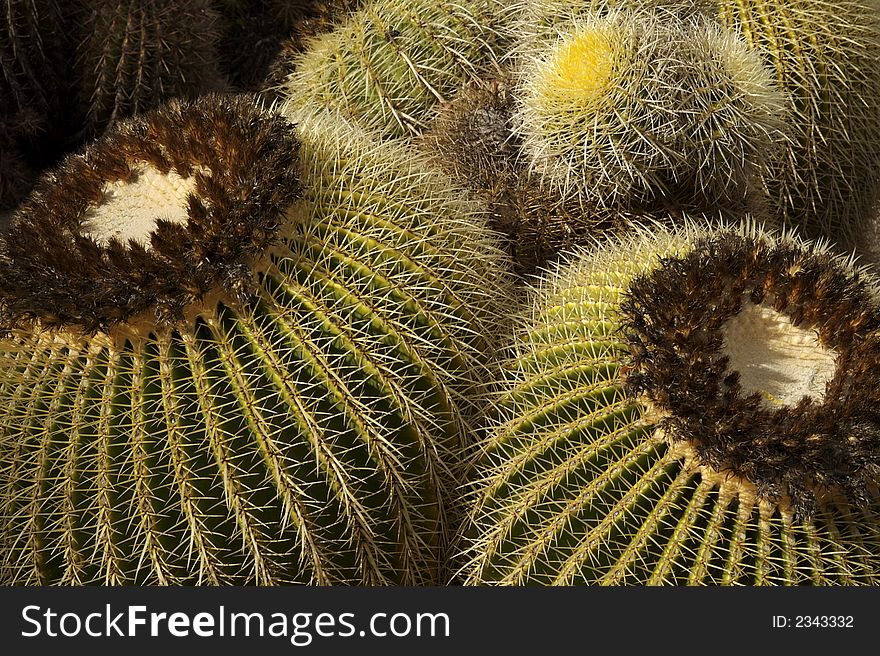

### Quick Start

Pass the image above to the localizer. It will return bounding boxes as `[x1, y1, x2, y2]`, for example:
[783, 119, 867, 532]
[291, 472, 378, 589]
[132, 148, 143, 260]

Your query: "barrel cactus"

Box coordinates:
[0, 94, 508, 585]
[277, 0, 507, 139]
[510, 7, 786, 214]
[518, 0, 880, 244]
[70, 0, 226, 135]
[419, 78, 519, 197]
[709, 0, 880, 246]
[459, 220, 880, 585]
[420, 6, 784, 272]
[419, 79, 651, 275]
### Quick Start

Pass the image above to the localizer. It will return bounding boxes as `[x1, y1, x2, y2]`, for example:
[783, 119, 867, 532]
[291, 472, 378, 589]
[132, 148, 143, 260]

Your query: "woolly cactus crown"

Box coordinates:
[459, 220, 880, 586]
[0, 95, 510, 586]
[621, 229, 880, 515]
[0, 93, 300, 334]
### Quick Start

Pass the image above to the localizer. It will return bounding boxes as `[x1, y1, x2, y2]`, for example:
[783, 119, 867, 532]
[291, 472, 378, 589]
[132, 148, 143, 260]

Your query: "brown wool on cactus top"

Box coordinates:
[620, 233, 880, 519]
[0, 94, 301, 334]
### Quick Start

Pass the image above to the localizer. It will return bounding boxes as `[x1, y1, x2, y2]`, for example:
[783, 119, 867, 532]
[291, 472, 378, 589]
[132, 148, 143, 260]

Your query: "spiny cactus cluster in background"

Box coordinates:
[278, 0, 508, 139]
[512, 7, 786, 211]
[216, 0, 361, 93]
[418, 78, 518, 195]
[0, 0, 71, 212]
[0, 94, 508, 585]
[512, 0, 694, 23]
[515, 0, 880, 246]
[70, 0, 227, 137]
[3, 0, 880, 590]
[0, 0, 361, 223]
[420, 5, 786, 273]
[458, 221, 880, 585]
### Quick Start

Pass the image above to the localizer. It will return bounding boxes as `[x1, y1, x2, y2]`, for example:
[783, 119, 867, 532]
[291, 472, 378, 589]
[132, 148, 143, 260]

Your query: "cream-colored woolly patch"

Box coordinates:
[83, 165, 198, 247]
[720, 301, 837, 407]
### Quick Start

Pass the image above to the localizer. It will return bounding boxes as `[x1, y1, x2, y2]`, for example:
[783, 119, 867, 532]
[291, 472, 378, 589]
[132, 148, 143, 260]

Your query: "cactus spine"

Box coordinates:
[278, 0, 506, 139]
[459, 221, 880, 585]
[519, 0, 880, 242]
[71, 0, 226, 135]
[0, 0, 67, 131]
[0, 95, 507, 585]
[511, 7, 786, 214]
[709, 0, 880, 245]
[420, 5, 784, 272]
[419, 81, 652, 275]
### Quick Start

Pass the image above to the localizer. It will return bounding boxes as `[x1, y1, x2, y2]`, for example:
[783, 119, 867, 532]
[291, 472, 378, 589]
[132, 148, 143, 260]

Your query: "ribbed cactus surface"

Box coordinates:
[459, 222, 880, 585]
[710, 0, 880, 243]
[215, 0, 358, 93]
[519, 0, 880, 241]
[279, 0, 505, 138]
[0, 98, 507, 585]
[72, 0, 225, 134]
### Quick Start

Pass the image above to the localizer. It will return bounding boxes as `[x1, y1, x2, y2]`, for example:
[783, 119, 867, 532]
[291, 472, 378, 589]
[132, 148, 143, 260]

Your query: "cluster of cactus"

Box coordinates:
[3, 0, 880, 589]
[416, 3, 793, 274]
[417, 79, 642, 274]
[511, 7, 787, 213]
[0, 0, 364, 219]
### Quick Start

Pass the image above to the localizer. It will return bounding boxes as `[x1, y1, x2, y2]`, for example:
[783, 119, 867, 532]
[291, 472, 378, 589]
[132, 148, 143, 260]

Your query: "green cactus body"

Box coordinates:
[0, 96, 507, 585]
[709, 0, 880, 244]
[460, 222, 880, 585]
[72, 0, 226, 135]
[520, 0, 880, 242]
[278, 0, 506, 139]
